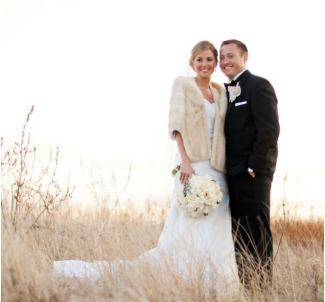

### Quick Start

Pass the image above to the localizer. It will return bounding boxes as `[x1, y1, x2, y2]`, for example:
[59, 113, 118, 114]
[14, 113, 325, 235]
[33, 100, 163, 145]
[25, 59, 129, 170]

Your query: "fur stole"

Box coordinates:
[168, 76, 227, 173]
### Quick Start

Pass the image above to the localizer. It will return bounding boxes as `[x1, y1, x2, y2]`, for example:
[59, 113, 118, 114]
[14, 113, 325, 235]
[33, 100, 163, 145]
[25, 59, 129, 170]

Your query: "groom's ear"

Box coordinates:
[243, 52, 248, 63]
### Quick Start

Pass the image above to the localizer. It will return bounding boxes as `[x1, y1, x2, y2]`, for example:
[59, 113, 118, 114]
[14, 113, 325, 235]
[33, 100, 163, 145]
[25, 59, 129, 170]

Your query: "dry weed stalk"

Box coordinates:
[80, 159, 131, 215]
[273, 172, 288, 262]
[1, 106, 74, 231]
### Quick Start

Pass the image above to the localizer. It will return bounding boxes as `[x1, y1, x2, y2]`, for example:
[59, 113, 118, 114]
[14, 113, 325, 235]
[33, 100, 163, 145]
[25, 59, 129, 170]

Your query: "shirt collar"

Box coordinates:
[230, 69, 247, 82]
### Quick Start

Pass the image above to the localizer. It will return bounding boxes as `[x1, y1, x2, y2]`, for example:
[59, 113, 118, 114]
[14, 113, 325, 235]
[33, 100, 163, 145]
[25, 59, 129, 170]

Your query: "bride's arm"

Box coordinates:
[174, 131, 195, 185]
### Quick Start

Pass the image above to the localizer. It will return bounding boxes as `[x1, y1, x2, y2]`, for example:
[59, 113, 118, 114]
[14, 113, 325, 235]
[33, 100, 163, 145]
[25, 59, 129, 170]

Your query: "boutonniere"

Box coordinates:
[228, 82, 241, 103]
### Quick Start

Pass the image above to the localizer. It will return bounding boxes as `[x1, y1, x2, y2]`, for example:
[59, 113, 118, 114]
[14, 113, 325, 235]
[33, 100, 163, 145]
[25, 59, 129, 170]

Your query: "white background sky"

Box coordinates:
[1, 0, 324, 216]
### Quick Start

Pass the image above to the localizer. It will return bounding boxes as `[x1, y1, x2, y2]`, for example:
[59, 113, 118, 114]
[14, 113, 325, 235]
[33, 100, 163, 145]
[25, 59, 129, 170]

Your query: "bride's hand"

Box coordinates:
[180, 159, 195, 186]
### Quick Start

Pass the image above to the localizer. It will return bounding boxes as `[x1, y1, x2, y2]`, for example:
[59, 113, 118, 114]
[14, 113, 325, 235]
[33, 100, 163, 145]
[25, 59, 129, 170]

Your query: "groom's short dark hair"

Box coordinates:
[220, 39, 248, 55]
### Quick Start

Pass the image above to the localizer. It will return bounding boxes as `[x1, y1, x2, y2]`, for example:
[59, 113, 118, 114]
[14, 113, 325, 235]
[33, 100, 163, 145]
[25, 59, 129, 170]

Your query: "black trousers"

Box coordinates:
[227, 171, 273, 272]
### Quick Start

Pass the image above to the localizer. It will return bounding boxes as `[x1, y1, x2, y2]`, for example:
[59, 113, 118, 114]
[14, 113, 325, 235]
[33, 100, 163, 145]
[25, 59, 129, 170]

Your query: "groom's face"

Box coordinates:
[219, 44, 247, 81]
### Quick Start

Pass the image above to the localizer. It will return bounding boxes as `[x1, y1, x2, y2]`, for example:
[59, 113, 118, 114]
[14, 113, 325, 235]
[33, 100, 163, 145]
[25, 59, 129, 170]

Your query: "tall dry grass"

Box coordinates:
[1, 204, 324, 302]
[1, 108, 324, 301]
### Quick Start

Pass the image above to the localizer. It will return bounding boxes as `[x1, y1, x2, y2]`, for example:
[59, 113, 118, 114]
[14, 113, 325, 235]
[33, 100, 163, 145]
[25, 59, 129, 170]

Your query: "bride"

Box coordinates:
[54, 41, 239, 292]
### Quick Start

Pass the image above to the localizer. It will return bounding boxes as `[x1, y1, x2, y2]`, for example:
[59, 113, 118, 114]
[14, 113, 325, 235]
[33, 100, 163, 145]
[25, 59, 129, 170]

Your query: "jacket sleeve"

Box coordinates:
[247, 78, 280, 173]
[168, 77, 186, 140]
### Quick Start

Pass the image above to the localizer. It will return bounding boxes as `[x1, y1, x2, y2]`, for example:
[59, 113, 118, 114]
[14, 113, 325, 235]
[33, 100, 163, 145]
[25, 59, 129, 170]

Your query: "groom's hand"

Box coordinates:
[248, 171, 256, 178]
[247, 167, 255, 178]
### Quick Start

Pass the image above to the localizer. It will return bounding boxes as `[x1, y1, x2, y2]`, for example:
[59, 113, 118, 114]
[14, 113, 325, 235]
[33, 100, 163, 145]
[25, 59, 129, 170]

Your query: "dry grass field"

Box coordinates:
[1, 203, 324, 302]
[1, 109, 324, 301]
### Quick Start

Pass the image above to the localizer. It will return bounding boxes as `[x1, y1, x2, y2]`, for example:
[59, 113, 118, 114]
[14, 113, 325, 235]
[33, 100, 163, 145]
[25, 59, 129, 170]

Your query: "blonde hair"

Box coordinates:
[189, 41, 218, 70]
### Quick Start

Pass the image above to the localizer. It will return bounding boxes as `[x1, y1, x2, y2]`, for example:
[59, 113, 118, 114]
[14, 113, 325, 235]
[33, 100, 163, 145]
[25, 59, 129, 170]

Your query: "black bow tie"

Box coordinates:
[224, 80, 236, 89]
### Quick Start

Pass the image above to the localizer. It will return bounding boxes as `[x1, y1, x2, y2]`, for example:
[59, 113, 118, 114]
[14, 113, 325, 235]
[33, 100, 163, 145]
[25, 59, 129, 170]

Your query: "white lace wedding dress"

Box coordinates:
[53, 99, 239, 292]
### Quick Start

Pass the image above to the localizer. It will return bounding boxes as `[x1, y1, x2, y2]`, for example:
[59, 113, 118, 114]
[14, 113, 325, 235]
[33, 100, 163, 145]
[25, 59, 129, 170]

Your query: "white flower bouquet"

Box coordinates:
[176, 174, 222, 217]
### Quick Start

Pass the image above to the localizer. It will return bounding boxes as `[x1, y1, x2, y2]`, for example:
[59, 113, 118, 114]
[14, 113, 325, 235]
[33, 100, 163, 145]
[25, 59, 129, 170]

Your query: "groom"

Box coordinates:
[219, 39, 280, 282]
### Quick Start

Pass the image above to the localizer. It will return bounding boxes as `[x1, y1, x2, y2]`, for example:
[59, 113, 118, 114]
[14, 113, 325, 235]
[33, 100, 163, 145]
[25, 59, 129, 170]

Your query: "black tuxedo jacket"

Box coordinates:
[224, 70, 280, 180]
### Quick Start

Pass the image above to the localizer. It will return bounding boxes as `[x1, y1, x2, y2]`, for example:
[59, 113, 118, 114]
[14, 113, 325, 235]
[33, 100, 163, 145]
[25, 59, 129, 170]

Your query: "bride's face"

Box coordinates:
[193, 49, 217, 78]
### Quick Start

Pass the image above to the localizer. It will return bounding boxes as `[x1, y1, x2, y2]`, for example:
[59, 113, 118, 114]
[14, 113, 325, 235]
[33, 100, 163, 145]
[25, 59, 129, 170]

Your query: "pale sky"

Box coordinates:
[1, 0, 324, 215]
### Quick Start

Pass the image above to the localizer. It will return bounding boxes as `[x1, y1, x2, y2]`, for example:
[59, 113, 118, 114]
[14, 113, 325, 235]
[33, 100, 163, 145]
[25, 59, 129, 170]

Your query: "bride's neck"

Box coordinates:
[195, 77, 210, 89]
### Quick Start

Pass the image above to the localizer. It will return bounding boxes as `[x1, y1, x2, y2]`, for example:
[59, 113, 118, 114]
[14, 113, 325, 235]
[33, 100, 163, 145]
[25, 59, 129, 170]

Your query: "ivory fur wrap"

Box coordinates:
[168, 76, 227, 173]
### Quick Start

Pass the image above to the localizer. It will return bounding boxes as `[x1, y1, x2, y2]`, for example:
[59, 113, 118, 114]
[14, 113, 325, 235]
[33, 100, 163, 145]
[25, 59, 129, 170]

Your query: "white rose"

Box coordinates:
[228, 82, 241, 102]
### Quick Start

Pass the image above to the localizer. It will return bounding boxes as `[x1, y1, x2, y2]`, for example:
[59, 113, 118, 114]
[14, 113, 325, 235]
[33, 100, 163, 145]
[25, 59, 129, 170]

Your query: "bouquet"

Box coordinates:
[176, 174, 222, 218]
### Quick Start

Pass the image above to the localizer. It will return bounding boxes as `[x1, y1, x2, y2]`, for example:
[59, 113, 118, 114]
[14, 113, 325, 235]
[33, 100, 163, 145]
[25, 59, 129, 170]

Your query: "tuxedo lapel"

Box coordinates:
[236, 69, 250, 87]
[225, 99, 235, 122]
[225, 70, 251, 123]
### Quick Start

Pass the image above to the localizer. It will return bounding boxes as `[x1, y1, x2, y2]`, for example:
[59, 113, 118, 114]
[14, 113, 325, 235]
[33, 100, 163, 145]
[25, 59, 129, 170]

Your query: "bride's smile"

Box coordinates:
[193, 49, 217, 79]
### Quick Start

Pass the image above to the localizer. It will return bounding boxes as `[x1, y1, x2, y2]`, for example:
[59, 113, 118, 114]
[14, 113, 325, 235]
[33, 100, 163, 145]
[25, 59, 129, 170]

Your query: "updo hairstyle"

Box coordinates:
[189, 41, 218, 70]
